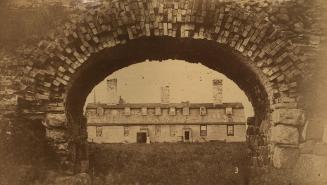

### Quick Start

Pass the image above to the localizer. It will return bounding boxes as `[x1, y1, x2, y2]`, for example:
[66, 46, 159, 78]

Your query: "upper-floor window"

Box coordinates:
[169, 107, 176, 115]
[200, 125, 207, 136]
[96, 107, 104, 116]
[226, 107, 233, 116]
[200, 107, 207, 116]
[227, 125, 234, 136]
[141, 107, 147, 116]
[155, 107, 161, 116]
[124, 107, 131, 116]
[182, 107, 189, 116]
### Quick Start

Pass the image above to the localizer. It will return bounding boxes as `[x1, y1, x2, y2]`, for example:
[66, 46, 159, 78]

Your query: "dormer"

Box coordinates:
[141, 107, 147, 116]
[169, 107, 176, 116]
[226, 107, 233, 116]
[96, 106, 104, 116]
[155, 107, 161, 116]
[182, 106, 190, 116]
[200, 106, 207, 116]
[124, 107, 131, 116]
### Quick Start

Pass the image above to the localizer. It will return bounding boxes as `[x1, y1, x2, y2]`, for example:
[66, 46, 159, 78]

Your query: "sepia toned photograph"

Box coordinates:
[0, 0, 326, 184]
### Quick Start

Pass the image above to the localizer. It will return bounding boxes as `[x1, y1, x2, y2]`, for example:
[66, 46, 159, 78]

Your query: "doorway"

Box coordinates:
[137, 132, 147, 143]
[183, 129, 192, 142]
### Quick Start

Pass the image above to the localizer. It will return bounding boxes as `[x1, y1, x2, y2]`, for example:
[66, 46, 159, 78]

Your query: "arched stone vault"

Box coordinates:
[66, 38, 270, 122]
[1, 0, 325, 172]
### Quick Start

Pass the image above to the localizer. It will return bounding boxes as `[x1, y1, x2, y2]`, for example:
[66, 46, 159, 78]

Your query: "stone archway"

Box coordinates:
[0, 0, 321, 173]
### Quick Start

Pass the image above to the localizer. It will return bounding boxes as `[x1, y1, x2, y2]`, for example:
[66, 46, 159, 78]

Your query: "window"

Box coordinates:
[124, 126, 129, 136]
[227, 125, 234, 136]
[200, 107, 207, 115]
[155, 107, 161, 115]
[124, 107, 131, 116]
[226, 107, 233, 115]
[155, 125, 161, 135]
[182, 107, 189, 115]
[96, 107, 104, 116]
[169, 107, 176, 115]
[200, 125, 207, 136]
[96, 126, 103, 137]
[141, 107, 147, 115]
[170, 125, 176, 136]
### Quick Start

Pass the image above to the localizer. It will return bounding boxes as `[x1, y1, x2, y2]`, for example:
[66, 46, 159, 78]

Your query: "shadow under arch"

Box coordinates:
[65, 37, 270, 128]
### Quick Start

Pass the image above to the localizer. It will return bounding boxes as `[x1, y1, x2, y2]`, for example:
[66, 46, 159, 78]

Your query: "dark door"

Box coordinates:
[137, 132, 147, 143]
[184, 131, 190, 141]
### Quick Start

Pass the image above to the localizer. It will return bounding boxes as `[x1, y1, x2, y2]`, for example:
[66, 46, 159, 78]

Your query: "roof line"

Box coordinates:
[87, 122, 246, 126]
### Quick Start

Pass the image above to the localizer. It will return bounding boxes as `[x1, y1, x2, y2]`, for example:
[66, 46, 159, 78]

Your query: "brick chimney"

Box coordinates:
[161, 85, 170, 104]
[107, 78, 118, 104]
[212, 79, 223, 105]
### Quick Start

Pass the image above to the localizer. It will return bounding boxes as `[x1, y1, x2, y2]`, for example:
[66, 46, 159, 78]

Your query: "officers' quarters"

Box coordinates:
[86, 102, 246, 143]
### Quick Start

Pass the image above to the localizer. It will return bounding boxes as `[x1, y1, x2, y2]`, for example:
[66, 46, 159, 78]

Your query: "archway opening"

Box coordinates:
[82, 59, 256, 184]
[84, 59, 254, 117]
[66, 37, 269, 126]
[64, 37, 270, 182]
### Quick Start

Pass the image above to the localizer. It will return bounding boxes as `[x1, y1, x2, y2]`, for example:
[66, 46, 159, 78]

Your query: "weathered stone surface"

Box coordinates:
[299, 140, 316, 154]
[293, 154, 327, 184]
[54, 173, 91, 185]
[305, 119, 325, 140]
[271, 125, 299, 145]
[45, 113, 67, 128]
[323, 124, 327, 143]
[313, 143, 327, 156]
[53, 142, 69, 152]
[272, 109, 305, 126]
[46, 128, 67, 142]
[0, 0, 326, 172]
[273, 146, 299, 168]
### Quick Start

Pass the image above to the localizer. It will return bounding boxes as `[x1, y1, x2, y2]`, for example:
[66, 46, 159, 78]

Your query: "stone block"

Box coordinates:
[323, 124, 327, 143]
[45, 113, 67, 128]
[46, 128, 67, 142]
[54, 142, 69, 152]
[305, 120, 325, 140]
[271, 125, 299, 144]
[299, 140, 315, 154]
[273, 146, 299, 168]
[313, 143, 327, 156]
[272, 109, 305, 126]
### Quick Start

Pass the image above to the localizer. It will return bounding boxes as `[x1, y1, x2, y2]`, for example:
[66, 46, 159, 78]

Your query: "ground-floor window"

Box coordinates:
[124, 126, 129, 136]
[200, 125, 207, 136]
[227, 125, 234, 136]
[170, 125, 176, 136]
[96, 126, 103, 137]
[155, 125, 161, 135]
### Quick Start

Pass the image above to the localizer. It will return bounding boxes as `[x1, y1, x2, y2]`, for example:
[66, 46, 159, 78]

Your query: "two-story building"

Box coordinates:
[85, 102, 246, 143]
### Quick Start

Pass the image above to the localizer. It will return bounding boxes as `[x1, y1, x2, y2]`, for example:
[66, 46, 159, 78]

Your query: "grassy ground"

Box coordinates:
[90, 142, 250, 185]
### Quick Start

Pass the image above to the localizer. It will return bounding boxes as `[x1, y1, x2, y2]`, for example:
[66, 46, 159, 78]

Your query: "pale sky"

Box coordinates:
[85, 60, 254, 117]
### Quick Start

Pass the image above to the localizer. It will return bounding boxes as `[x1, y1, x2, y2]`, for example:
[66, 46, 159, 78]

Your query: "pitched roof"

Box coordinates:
[86, 102, 244, 109]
